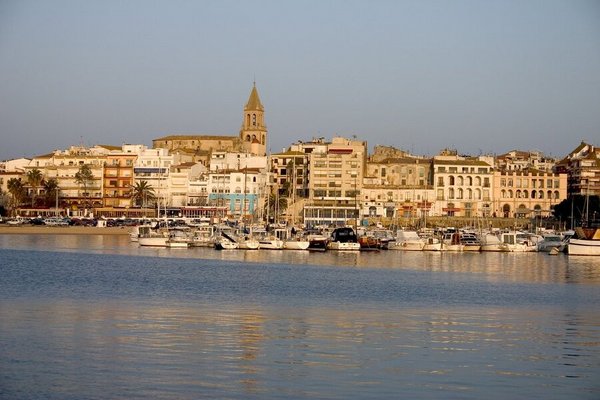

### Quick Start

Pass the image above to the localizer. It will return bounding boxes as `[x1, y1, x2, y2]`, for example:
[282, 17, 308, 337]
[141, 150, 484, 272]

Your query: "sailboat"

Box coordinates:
[568, 187, 600, 255]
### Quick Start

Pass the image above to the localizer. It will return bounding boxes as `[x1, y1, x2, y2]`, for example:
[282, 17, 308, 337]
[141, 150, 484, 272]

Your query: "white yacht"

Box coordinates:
[327, 227, 361, 251]
[391, 230, 424, 251]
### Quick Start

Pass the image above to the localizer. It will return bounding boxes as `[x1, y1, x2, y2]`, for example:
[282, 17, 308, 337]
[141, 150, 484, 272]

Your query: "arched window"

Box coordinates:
[448, 188, 455, 199]
[554, 190, 559, 199]
[531, 190, 537, 199]
[539, 191, 544, 199]
[457, 188, 463, 199]
[457, 176, 464, 186]
[449, 176, 455, 185]
[467, 188, 472, 199]
[501, 189, 506, 198]
[503, 204, 511, 218]
[475, 176, 481, 186]
[246, 135, 251, 142]
[547, 190, 552, 199]
[508, 190, 513, 198]
[522, 190, 528, 198]
[466, 176, 472, 186]
[475, 188, 481, 200]
[252, 114, 257, 126]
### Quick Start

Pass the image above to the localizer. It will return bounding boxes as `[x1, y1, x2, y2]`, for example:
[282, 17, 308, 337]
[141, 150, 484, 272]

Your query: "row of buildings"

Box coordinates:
[1, 84, 599, 225]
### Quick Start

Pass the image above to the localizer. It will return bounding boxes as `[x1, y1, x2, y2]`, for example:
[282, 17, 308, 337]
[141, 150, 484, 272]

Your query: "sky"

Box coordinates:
[1, 0, 599, 161]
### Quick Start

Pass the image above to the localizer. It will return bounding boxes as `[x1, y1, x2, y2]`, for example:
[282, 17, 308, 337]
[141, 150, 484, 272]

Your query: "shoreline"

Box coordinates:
[0, 225, 131, 235]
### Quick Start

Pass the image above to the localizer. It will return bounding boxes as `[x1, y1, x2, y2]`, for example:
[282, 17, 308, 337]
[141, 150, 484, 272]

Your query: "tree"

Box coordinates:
[553, 195, 600, 228]
[131, 180, 156, 207]
[26, 168, 43, 207]
[264, 192, 287, 223]
[43, 178, 60, 208]
[74, 164, 94, 210]
[7, 178, 26, 216]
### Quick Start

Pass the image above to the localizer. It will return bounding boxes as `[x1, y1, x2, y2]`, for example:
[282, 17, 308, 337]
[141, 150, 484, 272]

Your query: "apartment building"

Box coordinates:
[28, 146, 107, 214]
[206, 168, 266, 218]
[492, 169, 567, 218]
[295, 137, 367, 226]
[496, 150, 557, 172]
[433, 152, 493, 218]
[102, 147, 137, 208]
[270, 150, 309, 198]
[556, 141, 600, 196]
[364, 157, 434, 219]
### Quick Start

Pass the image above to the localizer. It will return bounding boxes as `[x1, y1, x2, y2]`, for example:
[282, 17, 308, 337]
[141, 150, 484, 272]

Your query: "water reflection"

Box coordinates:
[1, 234, 599, 285]
[1, 298, 598, 399]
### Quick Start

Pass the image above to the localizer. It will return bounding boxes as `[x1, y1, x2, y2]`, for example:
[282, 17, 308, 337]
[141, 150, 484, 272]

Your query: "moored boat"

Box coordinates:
[568, 227, 600, 256]
[391, 230, 424, 251]
[327, 227, 361, 251]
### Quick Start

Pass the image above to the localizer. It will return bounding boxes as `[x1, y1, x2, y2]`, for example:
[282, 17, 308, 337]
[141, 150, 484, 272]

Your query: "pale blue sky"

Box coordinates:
[1, 0, 599, 160]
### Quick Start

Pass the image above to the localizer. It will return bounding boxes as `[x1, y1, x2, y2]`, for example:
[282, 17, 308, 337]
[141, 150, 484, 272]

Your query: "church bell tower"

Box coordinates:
[239, 83, 267, 156]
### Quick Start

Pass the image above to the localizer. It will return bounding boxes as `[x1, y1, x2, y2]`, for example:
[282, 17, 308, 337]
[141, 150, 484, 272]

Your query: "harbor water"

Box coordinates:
[1, 234, 599, 399]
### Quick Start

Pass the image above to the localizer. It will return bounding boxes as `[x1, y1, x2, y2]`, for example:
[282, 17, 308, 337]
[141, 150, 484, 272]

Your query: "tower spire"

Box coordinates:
[240, 83, 267, 156]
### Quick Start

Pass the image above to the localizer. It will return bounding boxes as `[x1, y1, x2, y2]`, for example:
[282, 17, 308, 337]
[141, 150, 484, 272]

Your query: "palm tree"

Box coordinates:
[264, 192, 287, 223]
[43, 178, 60, 208]
[7, 178, 26, 216]
[131, 181, 156, 208]
[74, 164, 94, 211]
[26, 168, 43, 207]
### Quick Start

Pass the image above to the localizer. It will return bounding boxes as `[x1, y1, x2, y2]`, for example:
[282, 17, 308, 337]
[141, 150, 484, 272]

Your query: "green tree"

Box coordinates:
[26, 168, 43, 207]
[43, 178, 60, 208]
[7, 178, 26, 216]
[131, 180, 156, 207]
[74, 164, 95, 210]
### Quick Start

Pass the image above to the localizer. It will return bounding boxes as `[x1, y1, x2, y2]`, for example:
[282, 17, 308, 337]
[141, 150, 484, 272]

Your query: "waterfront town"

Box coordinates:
[0, 84, 599, 236]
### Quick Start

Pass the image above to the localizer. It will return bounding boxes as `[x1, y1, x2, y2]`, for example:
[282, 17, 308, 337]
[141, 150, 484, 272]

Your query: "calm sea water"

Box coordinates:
[1, 234, 599, 399]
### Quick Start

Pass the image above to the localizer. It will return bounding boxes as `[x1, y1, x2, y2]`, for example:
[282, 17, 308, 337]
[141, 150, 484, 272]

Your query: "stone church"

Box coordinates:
[152, 84, 267, 165]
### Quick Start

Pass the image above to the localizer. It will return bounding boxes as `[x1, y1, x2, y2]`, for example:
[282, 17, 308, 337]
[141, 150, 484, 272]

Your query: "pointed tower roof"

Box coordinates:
[244, 83, 264, 111]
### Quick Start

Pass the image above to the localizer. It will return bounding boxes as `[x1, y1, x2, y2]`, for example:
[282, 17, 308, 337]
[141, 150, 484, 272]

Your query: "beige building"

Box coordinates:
[300, 137, 367, 226]
[496, 150, 557, 172]
[28, 146, 108, 215]
[433, 154, 493, 218]
[556, 141, 600, 196]
[363, 157, 434, 219]
[492, 169, 568, 218]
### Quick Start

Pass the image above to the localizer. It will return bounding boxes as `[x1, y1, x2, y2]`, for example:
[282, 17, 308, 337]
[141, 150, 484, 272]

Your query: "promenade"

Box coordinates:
[0, 225, 130, 235]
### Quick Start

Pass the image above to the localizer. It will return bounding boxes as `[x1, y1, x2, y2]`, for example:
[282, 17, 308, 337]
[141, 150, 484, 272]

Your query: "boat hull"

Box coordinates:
[327, 241, 361, 251]
[284, 240, 310, 250]
[138, 236, 168, 247]
[568, 239, 600, 256]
